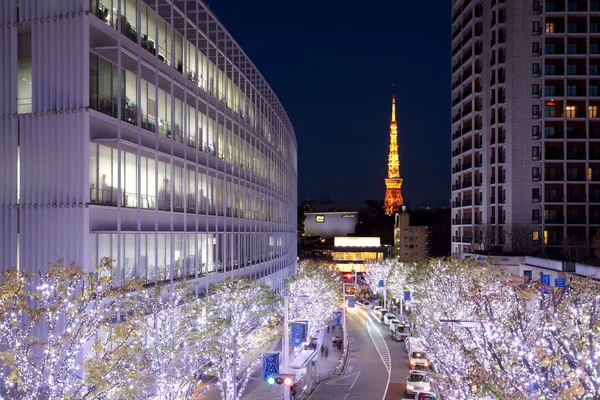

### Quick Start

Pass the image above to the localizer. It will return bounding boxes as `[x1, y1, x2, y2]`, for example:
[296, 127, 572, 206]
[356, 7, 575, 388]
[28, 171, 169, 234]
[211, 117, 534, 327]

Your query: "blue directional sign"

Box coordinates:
[332, 311, 342, 326]
[356, 275, 362, 285]
[347, 295, 355, 308]
[290, 322, 308, 347]
[263, 353, 279, 379]
[541, 274, 551, 286]
[555, 278, 566, 288]
[404, 291, 411, 301]
[523, 270, 532, 283]
[378, 279, 385, 288]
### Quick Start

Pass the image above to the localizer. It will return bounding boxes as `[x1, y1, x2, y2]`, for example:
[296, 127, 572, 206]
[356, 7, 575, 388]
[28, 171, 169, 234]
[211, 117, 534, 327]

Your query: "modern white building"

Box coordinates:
[0, 0, 297, 293]
[451, 0, 600, 256]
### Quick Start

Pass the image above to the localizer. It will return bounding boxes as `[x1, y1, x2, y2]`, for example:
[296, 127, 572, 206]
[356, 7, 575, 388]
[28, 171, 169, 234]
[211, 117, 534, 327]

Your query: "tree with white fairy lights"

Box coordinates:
[0, 257, 146, 399]
[363, 259, 394, 303]
[186, 277, 277, 400]
[130, 282, 209, 399]
[409, 257, 600, 399]
[286, 261, 342, 339]
[385, 260, 415, 301]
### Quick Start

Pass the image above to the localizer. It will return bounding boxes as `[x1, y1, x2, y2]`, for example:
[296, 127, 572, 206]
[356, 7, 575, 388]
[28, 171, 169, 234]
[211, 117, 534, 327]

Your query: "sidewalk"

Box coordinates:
[239, 324, 345, 400]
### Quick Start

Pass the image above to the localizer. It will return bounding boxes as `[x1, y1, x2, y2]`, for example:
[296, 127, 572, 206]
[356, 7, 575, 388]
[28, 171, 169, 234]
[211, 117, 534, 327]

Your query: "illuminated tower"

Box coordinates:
[384, 88, 404, 216]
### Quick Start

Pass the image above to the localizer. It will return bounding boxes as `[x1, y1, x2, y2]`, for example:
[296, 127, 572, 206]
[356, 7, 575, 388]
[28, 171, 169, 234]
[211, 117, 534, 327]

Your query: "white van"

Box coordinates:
[408, 346, 430, 369]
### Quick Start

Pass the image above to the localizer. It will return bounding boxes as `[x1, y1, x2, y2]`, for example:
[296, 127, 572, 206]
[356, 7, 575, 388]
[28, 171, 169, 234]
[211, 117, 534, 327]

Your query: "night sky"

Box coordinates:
[208, 1, 451, 208]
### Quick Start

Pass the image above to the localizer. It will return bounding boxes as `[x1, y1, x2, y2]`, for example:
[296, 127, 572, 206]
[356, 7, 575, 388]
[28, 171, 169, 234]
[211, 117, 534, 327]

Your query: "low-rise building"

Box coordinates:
[394, 211, 432, 262]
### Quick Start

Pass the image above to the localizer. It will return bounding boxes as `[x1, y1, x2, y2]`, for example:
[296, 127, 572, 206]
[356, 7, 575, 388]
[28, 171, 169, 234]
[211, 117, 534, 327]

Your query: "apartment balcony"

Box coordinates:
[462, 236, 473, 243]
[452, 235, 461, 242]
[452, 200, 462, 208]
[567, 195, 587, 202]
[567, 174, 586, 182]
[462, 162, 473, 171]
[462, 180, 473, 188]
[452, 165, 462, 174]
[452, 218, 462, 225]
[545, 196, 565, 203]
[462, 198, 473, 206]
[452, 183, 462, 191]
[462, 217, 473, 224]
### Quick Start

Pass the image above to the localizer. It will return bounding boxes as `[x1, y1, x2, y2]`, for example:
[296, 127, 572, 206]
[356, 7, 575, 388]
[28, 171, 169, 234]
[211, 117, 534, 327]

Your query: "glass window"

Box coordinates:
[532, 146, 540, 160]
[590, 106, 599, 118]
[567, 43, 578, 54]
[545, 22, 554, 33]
[568, 64, 578, 75]
[533, 21, 542, 35]
[532, 167, 540, 180]
[533, 42, 541, 56]
[532, 84, 540, 98]
[532, 125, 540, 139]
[567, 85, 578, 96]
[544, 64, 556, 75]
[532, 230, 540, 242]
[545, 85, 556, 96]
[533, 188, 540, 201]
[532, 104, 540, 118]
[566, 105, 576, 118]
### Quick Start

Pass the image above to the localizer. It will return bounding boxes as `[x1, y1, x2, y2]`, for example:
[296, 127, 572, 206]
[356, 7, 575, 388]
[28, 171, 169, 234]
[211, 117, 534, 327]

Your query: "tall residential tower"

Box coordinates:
[384, 90, 404, 216]
[0, 0, 298, 292]
[451, 0, 600, 255]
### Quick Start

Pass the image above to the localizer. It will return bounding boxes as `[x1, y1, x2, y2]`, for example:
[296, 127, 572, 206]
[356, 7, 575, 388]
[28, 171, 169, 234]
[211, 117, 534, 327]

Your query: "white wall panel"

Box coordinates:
[20, 207, 87, 274]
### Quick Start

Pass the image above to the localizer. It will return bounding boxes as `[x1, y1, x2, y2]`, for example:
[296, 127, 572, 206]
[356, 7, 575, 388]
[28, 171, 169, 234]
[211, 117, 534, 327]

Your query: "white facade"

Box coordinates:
[452, 0, 600, 256]
[0, 0, 297, 293]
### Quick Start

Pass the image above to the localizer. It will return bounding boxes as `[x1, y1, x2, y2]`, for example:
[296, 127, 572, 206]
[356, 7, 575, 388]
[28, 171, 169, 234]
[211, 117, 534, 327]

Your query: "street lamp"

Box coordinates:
[283, 295, 309, 400]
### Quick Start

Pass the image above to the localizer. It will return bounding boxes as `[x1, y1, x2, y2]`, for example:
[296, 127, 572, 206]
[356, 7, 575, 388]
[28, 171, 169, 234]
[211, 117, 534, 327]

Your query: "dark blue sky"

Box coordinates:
[208, 1, 451, 208]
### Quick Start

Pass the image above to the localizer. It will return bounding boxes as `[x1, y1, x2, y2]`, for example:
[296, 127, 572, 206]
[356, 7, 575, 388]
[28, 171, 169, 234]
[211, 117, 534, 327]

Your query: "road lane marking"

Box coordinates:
[364, 310, 392, 400]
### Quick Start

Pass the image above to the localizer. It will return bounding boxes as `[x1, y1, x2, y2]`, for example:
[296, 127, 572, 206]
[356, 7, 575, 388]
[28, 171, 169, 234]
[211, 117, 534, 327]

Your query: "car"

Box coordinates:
[405, 336, 424, 353]
[363, 301, 371, 307]
[383, 313, 397, 325]
[408, 348, 430, 369]
[394, 325, 411, 341]
[377, 308, 389, 320]
[406, 370, 431, 395]
[414, 392, 437, 400]
[388, 319, 401, 331]
[373, 305, 382, 313]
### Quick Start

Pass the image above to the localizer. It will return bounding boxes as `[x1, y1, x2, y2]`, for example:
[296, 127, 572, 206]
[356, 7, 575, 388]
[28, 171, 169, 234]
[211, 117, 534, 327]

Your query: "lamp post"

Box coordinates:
[283, 295, 309, 400]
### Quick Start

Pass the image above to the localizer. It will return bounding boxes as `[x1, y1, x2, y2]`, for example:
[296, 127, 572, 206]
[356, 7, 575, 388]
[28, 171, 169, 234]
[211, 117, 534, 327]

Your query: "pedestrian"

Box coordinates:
[327, 325, 330, 333]
[332, 325, 336, 332]
[324, 346, 329, 358]
[320, 346, 324, 357]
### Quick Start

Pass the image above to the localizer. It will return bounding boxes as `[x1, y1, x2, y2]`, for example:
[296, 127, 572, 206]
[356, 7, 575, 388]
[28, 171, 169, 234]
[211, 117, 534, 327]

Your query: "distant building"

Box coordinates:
[394, 210, 432, 262]
[331, 237, 393, 272]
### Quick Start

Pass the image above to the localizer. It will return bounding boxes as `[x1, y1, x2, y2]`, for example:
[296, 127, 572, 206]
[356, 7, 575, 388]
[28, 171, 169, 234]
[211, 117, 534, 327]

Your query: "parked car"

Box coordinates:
[394, 325, 411, 341]
[405, 337, 425, 353]
[408, 348, 430, 369]
[406, 370, 431, 395]
[414, 391, 437, 399]
[377, 308, 389, 320]
[387, 318, 400, 331]
[373, 305, 382, 313]
[383, 313, 397, 325]
[363, 301, 371, 307]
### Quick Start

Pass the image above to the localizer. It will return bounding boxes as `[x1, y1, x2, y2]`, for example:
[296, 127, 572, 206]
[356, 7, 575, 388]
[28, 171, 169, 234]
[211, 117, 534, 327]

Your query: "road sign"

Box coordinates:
[541, 274, 551, 286]
[523, 270, 532, 283]
[263, 353, 279, 380]
[356, 275, 362, 285]
[332, 311, 342, 326]
[404, 291, 411, 301]
[290, 322, 308, 347]
[378, 279, 385, 288]
[347, 295, 355, 308]
[555, 278, 566, 288]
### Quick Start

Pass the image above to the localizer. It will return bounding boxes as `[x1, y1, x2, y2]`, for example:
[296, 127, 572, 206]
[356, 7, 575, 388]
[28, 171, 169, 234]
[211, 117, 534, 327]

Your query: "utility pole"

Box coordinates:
[232, 335, 238, 400]
[282, 295, 309, 400]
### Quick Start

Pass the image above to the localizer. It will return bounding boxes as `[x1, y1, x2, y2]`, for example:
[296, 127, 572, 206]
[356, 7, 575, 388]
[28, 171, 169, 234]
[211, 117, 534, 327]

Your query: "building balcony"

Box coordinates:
[462, 217, 473, 224]
[462, 236, 473, 243]
[545, 216, 564, 224]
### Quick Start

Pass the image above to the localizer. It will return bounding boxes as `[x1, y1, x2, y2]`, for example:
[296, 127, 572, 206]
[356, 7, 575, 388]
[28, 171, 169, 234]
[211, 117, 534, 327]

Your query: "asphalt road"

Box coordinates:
[311, 306, 413, 400]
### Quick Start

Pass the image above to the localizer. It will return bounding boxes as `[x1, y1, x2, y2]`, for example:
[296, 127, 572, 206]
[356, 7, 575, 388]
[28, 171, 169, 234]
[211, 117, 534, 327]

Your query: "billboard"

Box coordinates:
[304, 212, 358, 237]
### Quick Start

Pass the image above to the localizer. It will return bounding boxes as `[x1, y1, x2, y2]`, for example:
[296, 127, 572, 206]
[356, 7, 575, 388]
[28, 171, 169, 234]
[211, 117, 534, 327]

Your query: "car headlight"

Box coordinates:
[407, 385, 414, 389]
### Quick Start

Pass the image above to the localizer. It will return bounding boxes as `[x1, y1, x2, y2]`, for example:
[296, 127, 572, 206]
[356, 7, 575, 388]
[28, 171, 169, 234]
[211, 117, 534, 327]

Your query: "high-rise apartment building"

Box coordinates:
[0, 0, 297, 292]
[451, 0, 600, 255]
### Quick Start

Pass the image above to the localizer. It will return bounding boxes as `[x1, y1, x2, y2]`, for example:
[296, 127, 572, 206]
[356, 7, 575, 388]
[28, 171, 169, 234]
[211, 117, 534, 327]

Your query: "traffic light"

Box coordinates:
[266, 374, 295, 386]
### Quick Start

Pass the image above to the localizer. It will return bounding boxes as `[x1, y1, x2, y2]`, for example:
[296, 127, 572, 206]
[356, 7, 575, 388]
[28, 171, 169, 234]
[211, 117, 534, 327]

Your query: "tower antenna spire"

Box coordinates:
[391, 84, 396, 123]
[384, 84, 404, 215]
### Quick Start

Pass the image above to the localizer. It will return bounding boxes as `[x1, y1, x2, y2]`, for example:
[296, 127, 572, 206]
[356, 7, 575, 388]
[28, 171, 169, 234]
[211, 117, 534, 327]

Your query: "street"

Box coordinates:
[310, 306, 412, 400]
